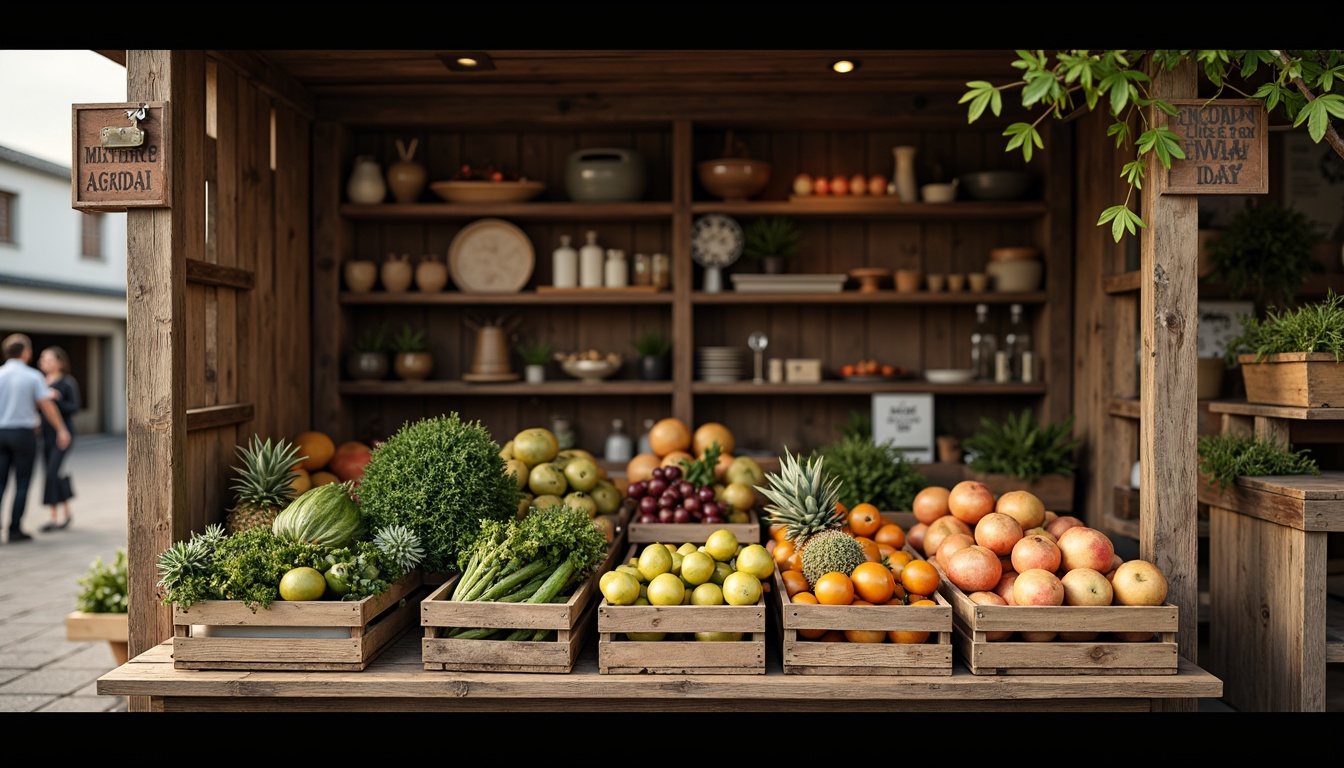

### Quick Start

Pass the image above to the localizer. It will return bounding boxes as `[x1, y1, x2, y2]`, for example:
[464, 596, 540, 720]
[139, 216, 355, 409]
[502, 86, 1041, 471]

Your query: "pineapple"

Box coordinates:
[758, 449, 863, 588]
[223, 435, 306, 534]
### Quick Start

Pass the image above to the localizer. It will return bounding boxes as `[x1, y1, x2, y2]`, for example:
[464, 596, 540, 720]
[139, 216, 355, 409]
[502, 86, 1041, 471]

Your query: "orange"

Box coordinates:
[900, 559, 941, 597]
[877, 542, 897, 560]
[625, 453, 661, 483]
[813, 571, 855, 605]
[648, 417, 692, 457]
[847, 503, 882, 538]
[854, 536, 882, 563]
[874, 523, 906, 550]
[888, 628, 931, 644]
[659, 450, 695, 470]
[818, 630, 848, 642]
[850, 561, 897, 604]
[773, 539, 796, 569]
[844, 628, 888, 643]
[780, 569, 810, 597]
[691, 422, 735, 457]
[293, 430, 335, 472]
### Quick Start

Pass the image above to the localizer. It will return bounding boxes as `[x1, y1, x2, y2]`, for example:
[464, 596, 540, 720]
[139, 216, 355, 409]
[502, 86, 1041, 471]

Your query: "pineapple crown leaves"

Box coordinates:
[756, 447, 846, 538]
[962, 408, 1078, 484]
[230, 435, 305, 508]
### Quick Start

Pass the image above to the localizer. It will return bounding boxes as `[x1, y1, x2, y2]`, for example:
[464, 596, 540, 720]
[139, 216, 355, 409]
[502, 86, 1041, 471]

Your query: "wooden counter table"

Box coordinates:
[99, 629, 1222, 712]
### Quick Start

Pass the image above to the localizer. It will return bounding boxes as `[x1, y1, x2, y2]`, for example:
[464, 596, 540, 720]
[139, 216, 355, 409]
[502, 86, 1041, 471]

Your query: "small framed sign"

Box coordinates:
[72, 101, 171, 211]
[871, 393, 934, 463]
[1163, 98, 1268, 195]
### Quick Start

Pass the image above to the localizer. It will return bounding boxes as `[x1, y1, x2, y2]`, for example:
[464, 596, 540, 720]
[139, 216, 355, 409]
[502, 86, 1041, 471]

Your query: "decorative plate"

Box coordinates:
[448, 218, 535, 293]
[430, 180, 546, 204]
[924, 368, 975, 384]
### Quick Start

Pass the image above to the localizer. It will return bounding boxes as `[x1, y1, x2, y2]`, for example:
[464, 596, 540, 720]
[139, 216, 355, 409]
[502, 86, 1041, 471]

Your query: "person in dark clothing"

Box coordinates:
[0, 333, 70, 543]
[38, 346, 80, 532]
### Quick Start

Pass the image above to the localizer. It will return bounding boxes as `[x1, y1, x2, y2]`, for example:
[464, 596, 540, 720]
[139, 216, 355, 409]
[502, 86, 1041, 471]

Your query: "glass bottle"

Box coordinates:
[651, 253, 671, 290]
[604, 418, 633, 463]
[579, 231, 604, 288]
[604, 248, 628, 287]
[552, 234, 578, 288]
[632, 253, 652, 286]
[1004, 303, 1034, 382]
[970, 303, 998, 381]
[637, 418, 655, 456]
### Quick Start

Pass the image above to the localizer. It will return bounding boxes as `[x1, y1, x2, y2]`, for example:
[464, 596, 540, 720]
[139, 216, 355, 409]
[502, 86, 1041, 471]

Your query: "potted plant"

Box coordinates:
[812, 434, 927, 513]
[632, 328, 672, 381]
[1205, 201, 1325, 312]
[1197, 433, 1320, 503]
[345, 323, 389, 381]
[65, 548, 129, 665]
[1223, 289, 1344, 407]
[516, 338, 553, 383]
[391, 323, 432, 381]
[742, 215, 803, 275]
[961, 408, 1079, 511]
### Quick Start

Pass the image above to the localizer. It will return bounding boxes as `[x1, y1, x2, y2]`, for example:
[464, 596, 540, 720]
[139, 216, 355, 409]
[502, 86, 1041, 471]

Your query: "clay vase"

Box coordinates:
[346, 352, 389, 380]
[343, 260, 378, 292]
[346, 155, 387, 204]
[381, 254, 413, 293]
[415, 257, 448, 292]
[470, 326, 513, 376]
[386, 138, 427, 203]
[394, 352, 433, 381]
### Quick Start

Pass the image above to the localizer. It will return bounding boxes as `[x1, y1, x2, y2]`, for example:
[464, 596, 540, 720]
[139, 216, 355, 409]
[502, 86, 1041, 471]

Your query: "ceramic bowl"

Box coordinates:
[989, 246, 1041, 262]
[925, 368, 975, 384]
[959, 171, 1033, 201]
[698, 158, 771, 201]
[562, 357, 622, 382]
[920, 182, 958, 203]
[986, 259, 1043, 292]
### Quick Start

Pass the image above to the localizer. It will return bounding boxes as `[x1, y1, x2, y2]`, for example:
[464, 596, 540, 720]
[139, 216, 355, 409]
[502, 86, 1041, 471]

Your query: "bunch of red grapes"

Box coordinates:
[627, 465, 726, 525]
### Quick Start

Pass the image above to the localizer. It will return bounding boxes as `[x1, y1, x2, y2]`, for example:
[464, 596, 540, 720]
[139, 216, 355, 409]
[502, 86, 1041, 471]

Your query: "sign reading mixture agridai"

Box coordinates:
[72, 102, 171, 211]
[1164, 98, 1267, 195]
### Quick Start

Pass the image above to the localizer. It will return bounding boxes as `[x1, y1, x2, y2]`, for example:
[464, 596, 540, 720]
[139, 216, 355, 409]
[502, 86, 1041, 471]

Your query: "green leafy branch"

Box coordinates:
[962, 49, 1344, 243]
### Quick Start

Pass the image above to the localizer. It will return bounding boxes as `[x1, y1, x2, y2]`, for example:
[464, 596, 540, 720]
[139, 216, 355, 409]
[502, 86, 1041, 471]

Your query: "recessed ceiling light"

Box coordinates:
[439, 52, 496, 72]
[831, 59, 858, 74]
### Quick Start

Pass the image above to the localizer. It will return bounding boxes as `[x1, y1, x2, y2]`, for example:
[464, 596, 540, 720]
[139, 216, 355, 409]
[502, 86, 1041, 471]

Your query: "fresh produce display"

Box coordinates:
[625, 418, 759, 524]
[598, 528, 774, 641]
[76, 548, 128, 614]
[456, 161, 524, 182]
[838, 359, 903, 378]
[223, 435, 306, 534]
[499, 426, 627, 526]
[442, 504, 610, 641]
[627, 443, 730, 525]
[812, 433, 927, 513]
[271, 481, 364, 547]
[357, 414, 522, 573]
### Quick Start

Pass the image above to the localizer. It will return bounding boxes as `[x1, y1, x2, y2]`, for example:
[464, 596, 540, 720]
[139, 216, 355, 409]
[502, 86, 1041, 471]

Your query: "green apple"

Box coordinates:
[557, 448, 596, 463]
[503, 458, 530, 490]
[563, 490, 598, 518]
[499, 440, 514, 460]
[561, 456, 600, 492]
[589, 478, 623, 515]
[512, 428, 559, 468]
[530, 494, 564, 514]
[724, 455, 765, 487]
[527, 462, 568, 496]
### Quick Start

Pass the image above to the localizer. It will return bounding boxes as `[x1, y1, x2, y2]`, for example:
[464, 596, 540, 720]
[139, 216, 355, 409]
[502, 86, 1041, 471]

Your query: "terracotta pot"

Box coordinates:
[415, 258, 448, 292]
[394, 352, 433, 381]
[346, 352, 389, 380]
[343, 260, 378, 292]
[895, 268, 922, 293]
[381, 255, 413, 292]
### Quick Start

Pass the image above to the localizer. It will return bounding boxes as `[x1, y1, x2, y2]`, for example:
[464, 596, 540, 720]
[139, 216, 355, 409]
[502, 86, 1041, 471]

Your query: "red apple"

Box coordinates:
[329, 440, 373, 483]
[1045, 514, 1084, 539]
[973, 511, 1023, 556]
[994, 570, 1019, 604]
[944, 544, 1003, 593]
[1024, 525, 1056, 543]
[968, 591, 1014, 641]
[922, 514, 972, 559]
[995, 490, 1046, 530]
[1012, 568, 1065, 606]
[948, 480, 996, 526]
[1010, 534, 1062, 574]
[1110, 559, 1169, 606]
[1055, 526, 1116, 573]
[867, 174, 888, 195]
[1061, 567, 1114, 606]
[907, 522, 928, 553]
[1103, 552, 1124, 580]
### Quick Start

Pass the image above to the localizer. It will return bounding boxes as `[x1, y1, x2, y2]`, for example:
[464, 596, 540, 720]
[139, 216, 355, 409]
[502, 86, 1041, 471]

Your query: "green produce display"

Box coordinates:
[271, 481, 363, 547]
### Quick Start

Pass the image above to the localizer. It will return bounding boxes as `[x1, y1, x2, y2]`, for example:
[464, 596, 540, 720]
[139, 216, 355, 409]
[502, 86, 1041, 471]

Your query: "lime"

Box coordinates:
[704, 529, 739, 562]
[693, 631, 744, 641]
[680, 551, 717, 586]
[722, 571, 762, 606]
[600, 570, 640, 605]
[646, 572, 686, 606]
[637, 542, 673, 581]
[711, 560, 734, 586]
[735, 543, 775, 581]
[279, 567, 327, 601]
[690, 582, 724, 606]
[668, 550, 684, 576]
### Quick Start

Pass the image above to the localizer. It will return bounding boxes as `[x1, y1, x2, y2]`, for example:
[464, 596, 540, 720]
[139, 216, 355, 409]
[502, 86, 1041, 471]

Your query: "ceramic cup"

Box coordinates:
[895, 268, 922, 293]
[968, 272, 990, 292]
[947, 273, 966, 291]
[926, 273, 946, 292]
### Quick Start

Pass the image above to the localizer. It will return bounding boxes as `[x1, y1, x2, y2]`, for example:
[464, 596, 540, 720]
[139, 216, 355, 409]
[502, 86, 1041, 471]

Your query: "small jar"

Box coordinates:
[604, 248, 628, 288]
[768, 358, 784, 384]
[632, 253, 652, 286]
[579, 231, 604, 288]
[552, 235, 578, 289]
[651, 253, 671, 290]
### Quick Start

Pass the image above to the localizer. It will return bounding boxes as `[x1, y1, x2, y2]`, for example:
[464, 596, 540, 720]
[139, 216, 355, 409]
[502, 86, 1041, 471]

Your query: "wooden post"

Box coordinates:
[1139, 58, 1200, 710]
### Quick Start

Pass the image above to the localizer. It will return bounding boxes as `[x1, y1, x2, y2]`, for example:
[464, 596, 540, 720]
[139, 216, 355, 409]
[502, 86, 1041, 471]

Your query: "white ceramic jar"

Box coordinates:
[579, 231, 604, 288]
[552, 235, 578, 288]
[347, 155, 387, 204]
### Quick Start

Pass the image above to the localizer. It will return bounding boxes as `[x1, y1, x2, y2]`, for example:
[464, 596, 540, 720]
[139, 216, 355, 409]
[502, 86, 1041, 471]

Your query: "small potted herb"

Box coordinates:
[346, 323, 390, 381]
[1197, 433, 1320, 494]
[742, 215, 803, 275]
[962, 408, 1080, 511]
[391, 324, 432, 381]
[812, 434, 927, 512]
[516, 338, 553, 383]
[632, 328, 672, 381]
[66, 549, 129, 665]
[1223, 289, 1344, 407]
[1206, 201, 1325, 312]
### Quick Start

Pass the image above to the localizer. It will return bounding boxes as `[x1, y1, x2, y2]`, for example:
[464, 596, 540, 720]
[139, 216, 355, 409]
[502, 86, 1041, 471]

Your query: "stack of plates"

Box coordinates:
[697, 346, 744, 382]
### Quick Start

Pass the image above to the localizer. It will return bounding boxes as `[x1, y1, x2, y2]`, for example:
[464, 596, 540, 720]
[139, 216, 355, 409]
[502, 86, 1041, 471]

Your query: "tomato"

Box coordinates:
[840, 364, 856, 377]
[848, 503, 882, 538]
[812, 176, 830, 195]
[881, 364, 896, 377]
[813, 571, 855, 605]
[830, 174, 849, 196]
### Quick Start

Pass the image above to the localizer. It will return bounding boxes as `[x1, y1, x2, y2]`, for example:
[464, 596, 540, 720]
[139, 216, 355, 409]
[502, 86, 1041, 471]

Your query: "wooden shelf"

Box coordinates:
[1103, 270, 1141, 295]
[692, 199, 1047, 219]
[341, 290, 673, 305]
[339, 380, 675, 397]
[1206, 399, 1344, 421]
[339, 201, 675, 221]
[691, 381, 1048, 396]
[694, 290, 1047, 305]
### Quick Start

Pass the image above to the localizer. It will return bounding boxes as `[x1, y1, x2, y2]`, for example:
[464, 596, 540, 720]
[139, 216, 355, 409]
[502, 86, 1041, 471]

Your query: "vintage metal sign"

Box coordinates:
[1164, 98, 1267, 195]
[72, 102, 171, 211]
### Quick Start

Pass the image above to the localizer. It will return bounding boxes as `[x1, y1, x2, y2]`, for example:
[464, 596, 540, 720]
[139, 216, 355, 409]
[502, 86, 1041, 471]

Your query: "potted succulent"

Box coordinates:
[1206, 201, 1325, 312]
[391, 324, 433, 381]
[961, 408, 1079, 512]
[742, 215, 803, 275]
[65, 548, 129, 665]
[345, 323, 390, 381]
[632, 328, 672, 381]
[1223, 289, 1344, 407]
[516, 338, 553, 383]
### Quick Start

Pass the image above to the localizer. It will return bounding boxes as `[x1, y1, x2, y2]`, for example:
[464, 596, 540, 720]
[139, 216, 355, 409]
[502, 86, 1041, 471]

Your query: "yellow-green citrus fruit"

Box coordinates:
[626, 631, 666, 641]
[278, 567, 327, 601]
[694, 631, 744, 641]
[668, 550, 684, 576]
[680, 551, 717, 586]
[734, 543, 775, 581]
[616, 564, 645, 583]
[691, 582, 724, 606]
[704, 529, 739, 562]
[677, 542, 699, 556]
[637, 543, 673, 581]
[646, 572, 686, 606]
[600, 570, 640, 605]
[711, 560, 734, 586]
[722, 571, 762, 605]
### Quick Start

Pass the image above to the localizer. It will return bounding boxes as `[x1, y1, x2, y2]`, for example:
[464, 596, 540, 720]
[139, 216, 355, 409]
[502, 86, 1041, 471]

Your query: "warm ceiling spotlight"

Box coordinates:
[439, 52, 496, 72]
[831, 59, 858, 74]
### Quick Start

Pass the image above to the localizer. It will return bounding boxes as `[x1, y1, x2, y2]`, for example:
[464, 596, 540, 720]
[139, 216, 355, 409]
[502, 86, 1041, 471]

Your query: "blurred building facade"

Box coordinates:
[0, 144, 127, 435]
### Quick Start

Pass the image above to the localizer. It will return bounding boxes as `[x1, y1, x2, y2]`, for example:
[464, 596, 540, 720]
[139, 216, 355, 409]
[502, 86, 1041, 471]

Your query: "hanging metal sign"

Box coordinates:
[1163, 98, 1267, 195]
[72, 101, 171, 211]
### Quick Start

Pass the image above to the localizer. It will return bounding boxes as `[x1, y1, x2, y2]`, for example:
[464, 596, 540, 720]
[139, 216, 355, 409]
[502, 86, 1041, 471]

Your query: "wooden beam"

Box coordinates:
[185, 403, 255, 432]
[185, 258, 254, 290]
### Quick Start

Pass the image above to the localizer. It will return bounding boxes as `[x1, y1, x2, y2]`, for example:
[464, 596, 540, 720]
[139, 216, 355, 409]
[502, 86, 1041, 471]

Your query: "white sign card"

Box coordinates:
[1198, 300, 1256, 359]
[871, 393, 934, 463]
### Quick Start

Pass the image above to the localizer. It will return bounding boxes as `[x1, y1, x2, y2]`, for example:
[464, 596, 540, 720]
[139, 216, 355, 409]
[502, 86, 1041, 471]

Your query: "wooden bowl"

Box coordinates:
[849, 267, 890, 293]
[429, 180, 545, 203]
[698, 158, 771, 201]
[989, 246, 1040, 262]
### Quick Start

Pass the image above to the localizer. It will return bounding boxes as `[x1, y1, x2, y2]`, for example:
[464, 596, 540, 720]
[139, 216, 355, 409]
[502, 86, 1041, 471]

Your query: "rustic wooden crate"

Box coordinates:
[772, 566, 953, 675]
[928, 558, 1180, 676]
[171, 569, 425, 671]
[420, 542, 621, 673]
[626, 508, 760, 545]
[1239, 352, 1344, 408]
[596, 544, 767, 674]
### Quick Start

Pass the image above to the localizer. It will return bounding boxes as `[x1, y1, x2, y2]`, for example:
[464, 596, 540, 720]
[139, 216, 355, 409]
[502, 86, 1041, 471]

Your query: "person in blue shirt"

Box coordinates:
[38, 346, 80, 532]
[0, 334, 71, 543]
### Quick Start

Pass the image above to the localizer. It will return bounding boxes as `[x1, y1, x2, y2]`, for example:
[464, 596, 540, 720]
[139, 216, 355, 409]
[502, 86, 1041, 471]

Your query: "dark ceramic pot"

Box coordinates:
[346, 352, 389, 380]
[638, 354, 671, 381]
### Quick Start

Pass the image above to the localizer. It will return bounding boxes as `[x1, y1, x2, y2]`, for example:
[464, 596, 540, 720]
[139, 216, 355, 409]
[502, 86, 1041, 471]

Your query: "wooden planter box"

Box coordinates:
[170, 569, 425, 671]
[419, 543, 621, 673]
[966, 470, 1076, 513]
[626, 508, 760, 545]
[596, 545, 766, 674]
[65, 611, 129, 665]
[1239, 352, 1344, 408]
[772, 563, 953, 676]
[929, 558, 1180, 676]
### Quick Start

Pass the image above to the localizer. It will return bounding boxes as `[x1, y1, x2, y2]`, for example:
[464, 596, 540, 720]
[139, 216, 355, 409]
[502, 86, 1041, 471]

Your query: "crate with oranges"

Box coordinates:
[768, 503, 953, 676]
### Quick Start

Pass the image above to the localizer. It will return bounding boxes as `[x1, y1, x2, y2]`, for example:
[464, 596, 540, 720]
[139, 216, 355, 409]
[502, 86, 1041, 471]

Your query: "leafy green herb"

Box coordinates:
[515, 338, 553, 365]
[357, 414, 521, 573]
[835, 411, 872, 442]
[1207, 201, 1324, 311]
[632, 328, 672, 358]
[680, 441, 721, 489]
[812, 435, 926, 512]
[350, 324, 389, 354]
[1197, 433, 1320, 491]
[963, 409, 1079, 484]
[742, 216, 803, 261]
[76, 549, 128, 614]
[390, 324, 428, 353]
[1223, 289, 1344, 367]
